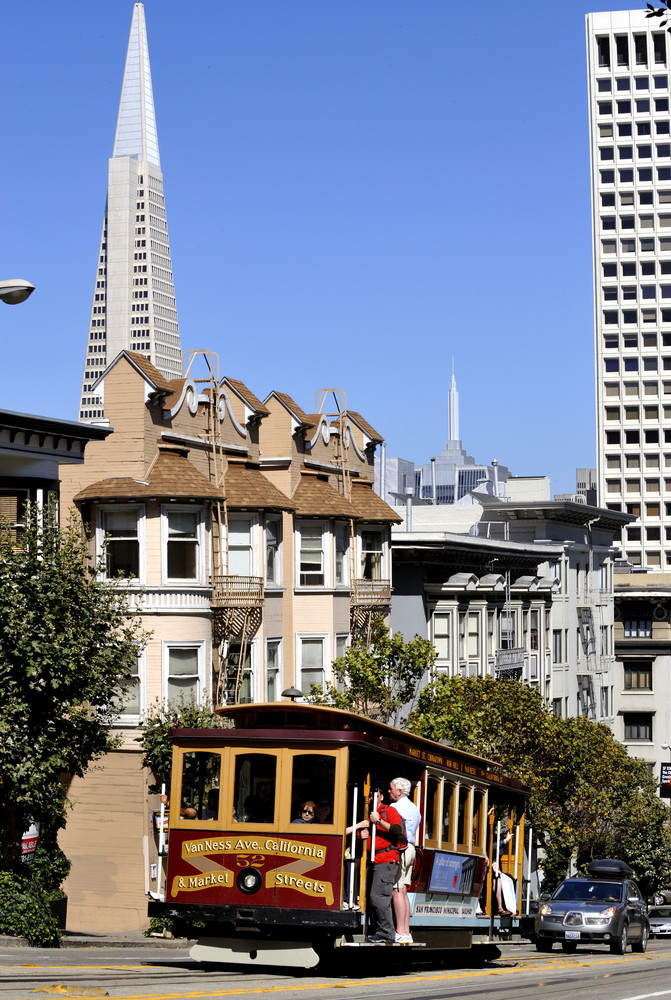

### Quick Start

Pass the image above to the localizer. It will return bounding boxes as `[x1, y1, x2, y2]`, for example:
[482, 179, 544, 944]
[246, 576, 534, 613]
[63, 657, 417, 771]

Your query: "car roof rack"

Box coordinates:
[586, 858, 633, 879]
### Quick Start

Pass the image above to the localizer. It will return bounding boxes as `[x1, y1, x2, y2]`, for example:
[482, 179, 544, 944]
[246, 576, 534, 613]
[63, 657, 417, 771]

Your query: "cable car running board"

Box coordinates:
[190, 937, 320, 969]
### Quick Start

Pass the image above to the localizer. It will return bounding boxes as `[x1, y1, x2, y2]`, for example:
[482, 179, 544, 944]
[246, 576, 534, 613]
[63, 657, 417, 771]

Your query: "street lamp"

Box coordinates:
[0, 279, 34, 305]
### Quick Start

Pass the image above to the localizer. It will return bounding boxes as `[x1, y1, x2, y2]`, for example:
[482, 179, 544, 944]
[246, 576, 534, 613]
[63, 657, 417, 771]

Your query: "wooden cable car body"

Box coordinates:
[149, 703, 528, 968]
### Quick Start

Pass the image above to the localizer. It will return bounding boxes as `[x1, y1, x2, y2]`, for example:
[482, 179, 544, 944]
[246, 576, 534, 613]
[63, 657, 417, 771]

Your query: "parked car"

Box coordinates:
[648, 905, 671, 937]
[535, 859, 648, 954]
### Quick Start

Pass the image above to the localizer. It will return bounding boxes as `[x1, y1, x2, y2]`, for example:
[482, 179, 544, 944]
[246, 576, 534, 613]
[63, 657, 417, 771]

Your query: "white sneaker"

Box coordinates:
[394, 932, 403, 943]
[401, 933, 413, 944]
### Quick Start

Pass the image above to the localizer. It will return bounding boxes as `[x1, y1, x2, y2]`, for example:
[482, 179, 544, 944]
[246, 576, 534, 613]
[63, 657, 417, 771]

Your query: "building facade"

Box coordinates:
[78, 2, 181, 422]
[587, 9, 671, 567]
[58, 352, 399, 931]
[391, 496, 630, 725]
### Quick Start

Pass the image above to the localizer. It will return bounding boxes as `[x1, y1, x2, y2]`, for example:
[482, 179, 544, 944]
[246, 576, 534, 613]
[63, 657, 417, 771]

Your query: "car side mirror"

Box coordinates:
[538, 892, 551, 901]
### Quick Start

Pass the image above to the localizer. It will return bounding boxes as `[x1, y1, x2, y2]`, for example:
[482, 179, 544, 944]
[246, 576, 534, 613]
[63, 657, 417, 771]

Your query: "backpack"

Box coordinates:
[376, 803, 408, 855]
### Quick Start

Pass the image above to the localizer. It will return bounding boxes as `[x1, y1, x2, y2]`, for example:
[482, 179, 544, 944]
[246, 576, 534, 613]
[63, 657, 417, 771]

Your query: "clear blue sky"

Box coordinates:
[0, 0, 646, 496]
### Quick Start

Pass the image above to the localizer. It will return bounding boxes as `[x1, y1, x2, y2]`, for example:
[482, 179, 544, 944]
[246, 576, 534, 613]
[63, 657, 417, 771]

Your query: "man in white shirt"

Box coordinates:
[388, 777, 421, 944]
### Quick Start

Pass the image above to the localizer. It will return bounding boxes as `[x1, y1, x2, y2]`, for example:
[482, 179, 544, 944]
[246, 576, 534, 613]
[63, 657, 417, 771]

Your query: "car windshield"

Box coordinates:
[650, 907, 671, 918]
[553, 880, 621, 902]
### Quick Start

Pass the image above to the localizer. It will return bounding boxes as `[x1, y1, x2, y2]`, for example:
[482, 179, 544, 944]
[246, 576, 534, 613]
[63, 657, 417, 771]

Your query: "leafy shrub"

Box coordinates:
[0, 871, 60, 946]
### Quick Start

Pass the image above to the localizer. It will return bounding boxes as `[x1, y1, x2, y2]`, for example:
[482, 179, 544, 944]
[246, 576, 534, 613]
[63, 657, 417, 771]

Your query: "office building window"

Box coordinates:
[164, 507, 202, 581]
[361, 530, 384, 580]
[298, 523, 325, 586]
[334, 522, 350, 586]
[165, 643, 205, 706]
[623, 712, 653, 741]
[119, 653, 144, 723]
[226, 642, 253, 704]
[552, 629, 563, 664]
[101, 507, 143, 580]
[298, 636, 327, 692]
[265, 516, 282, 586]
[265, 639, 282, 701]
[623, 617, 652, 637]
[228, 517, 255, 576]
[624, 659, 653, 690]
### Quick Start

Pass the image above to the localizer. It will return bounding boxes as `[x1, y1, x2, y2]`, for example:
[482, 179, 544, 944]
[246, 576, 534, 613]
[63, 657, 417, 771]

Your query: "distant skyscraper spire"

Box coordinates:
[78, 2, 182, 421]
[448, 359, 459, 443]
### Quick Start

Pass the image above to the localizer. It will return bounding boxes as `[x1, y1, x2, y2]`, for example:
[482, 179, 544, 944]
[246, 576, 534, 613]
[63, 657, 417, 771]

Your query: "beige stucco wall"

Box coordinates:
[60, 750, 153, 933]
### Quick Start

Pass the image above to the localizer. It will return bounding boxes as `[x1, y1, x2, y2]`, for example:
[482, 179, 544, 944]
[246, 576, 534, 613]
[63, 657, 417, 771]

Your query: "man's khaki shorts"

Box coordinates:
[393, 843, 416, 888]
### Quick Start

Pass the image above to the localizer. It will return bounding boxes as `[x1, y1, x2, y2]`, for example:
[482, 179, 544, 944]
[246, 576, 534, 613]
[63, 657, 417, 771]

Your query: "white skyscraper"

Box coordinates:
[79, 2, 182, 421]
[587, 10, 671, 568]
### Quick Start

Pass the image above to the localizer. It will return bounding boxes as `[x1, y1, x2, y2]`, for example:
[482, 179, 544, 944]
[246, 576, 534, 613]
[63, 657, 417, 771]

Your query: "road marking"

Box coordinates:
[4, 953, 668, 1000]
[618, 992, 671, 1000]
[4, 952, 671, 1000]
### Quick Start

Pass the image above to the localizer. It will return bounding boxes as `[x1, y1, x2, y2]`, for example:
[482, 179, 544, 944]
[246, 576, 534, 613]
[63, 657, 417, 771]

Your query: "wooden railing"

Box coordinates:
[350, 578, 392, 607]
[211, 575, 264, 608]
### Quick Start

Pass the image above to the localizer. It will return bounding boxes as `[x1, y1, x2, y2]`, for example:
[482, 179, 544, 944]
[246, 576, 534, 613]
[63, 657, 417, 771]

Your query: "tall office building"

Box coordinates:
[587, 10, 671, 567]
[79, 3, 181, 421]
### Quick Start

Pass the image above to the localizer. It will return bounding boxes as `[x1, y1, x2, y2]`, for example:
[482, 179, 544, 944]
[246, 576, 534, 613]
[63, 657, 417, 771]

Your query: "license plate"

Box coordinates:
[565, 930, 581, 939]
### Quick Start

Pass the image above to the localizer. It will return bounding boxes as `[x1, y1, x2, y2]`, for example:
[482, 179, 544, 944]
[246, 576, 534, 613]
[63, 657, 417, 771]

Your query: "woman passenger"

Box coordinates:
[292, 800, 317, 823]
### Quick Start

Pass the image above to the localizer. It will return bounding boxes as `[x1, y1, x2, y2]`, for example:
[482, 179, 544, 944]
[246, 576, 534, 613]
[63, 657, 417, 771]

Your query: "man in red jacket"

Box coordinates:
[367, 786, 403, 943]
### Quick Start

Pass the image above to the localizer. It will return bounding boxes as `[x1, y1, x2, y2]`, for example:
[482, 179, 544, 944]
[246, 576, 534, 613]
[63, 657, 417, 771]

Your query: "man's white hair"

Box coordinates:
[391, 777, 411, 797]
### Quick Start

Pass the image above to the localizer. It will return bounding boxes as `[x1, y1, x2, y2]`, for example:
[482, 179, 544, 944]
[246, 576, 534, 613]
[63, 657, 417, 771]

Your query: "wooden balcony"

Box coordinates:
[211, 575, 264, 609]
[351, 578, 392, 607]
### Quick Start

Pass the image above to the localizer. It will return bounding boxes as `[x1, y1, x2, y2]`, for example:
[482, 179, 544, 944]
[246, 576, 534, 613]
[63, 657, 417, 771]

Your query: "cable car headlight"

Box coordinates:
[237, 868, 263, 894]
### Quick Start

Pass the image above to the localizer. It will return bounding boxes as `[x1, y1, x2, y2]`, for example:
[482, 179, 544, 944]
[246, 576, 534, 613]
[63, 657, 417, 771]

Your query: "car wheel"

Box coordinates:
[632, 924, 648, 953]
[535, 940, 553, 953]
[610, 922, 628, 955]
[561, 941, 578, 953]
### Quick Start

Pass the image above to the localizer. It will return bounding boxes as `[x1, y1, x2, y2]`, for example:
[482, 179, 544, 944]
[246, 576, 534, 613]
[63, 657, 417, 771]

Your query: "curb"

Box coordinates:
[0, 934, 193, 951]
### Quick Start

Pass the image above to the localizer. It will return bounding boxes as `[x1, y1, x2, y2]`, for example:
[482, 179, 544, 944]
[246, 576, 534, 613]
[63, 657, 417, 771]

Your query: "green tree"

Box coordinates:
[139, 699, 226, 791]
[0, 503, 148, 875]
[306, 617, 436, 726]
[409, 674, 671, 894]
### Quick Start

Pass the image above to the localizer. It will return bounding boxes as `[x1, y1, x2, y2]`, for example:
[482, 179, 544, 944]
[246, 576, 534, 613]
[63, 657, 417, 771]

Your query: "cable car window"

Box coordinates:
[441, 781, 455, 848]
[472, 788, 485, 851]
[290, 754, 335, 824]
[179, 751, 221, 820]
[425, 775, 440, 844]
[457, 785, 471, 847]
[234, 753, 276, 823]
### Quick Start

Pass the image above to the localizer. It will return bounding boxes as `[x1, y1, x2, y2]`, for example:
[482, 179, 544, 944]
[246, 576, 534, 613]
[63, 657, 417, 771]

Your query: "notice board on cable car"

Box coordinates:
[428, 851, 478, 894]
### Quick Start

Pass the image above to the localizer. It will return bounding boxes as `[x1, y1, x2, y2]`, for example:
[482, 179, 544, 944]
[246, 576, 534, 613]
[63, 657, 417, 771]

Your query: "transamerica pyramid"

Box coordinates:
[78, 2, 182, 421]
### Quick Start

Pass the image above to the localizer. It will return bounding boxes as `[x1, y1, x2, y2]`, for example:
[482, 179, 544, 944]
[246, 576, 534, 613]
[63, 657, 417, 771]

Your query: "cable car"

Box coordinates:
[149, 703, 528, 968]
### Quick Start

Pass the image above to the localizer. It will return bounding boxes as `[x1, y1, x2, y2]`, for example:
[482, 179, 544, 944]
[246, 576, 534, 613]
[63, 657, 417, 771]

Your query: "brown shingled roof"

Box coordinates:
[74, 444, 223, 502]
[223, 462, 295, 510]
[270, 392, 317, 428]
[348, 411, 384, 443]
[225, 378, 270, 416]
[123, 351, 174, 392]
[350, 480, 402, 522]
[292, 472, 357, 518]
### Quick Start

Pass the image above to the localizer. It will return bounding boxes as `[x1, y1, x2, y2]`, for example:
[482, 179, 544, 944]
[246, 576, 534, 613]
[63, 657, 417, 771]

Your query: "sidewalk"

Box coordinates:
[0, 930, 194, 950]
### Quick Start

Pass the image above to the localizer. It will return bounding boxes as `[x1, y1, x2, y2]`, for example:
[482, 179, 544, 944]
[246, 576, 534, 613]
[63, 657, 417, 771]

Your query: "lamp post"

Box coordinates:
[0, 279, 35, 305]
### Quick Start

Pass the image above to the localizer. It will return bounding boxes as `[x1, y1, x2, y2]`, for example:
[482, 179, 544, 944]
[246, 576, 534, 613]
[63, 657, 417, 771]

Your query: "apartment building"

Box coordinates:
[391, 495, 630, 724]
[57, 350, 399, 931]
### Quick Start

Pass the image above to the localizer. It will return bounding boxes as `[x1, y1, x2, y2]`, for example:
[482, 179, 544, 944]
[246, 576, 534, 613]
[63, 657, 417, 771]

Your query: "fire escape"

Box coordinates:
[495, 570, 525, 678]
[183, 350, 264, 707]
[314, 389, 391, 646]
